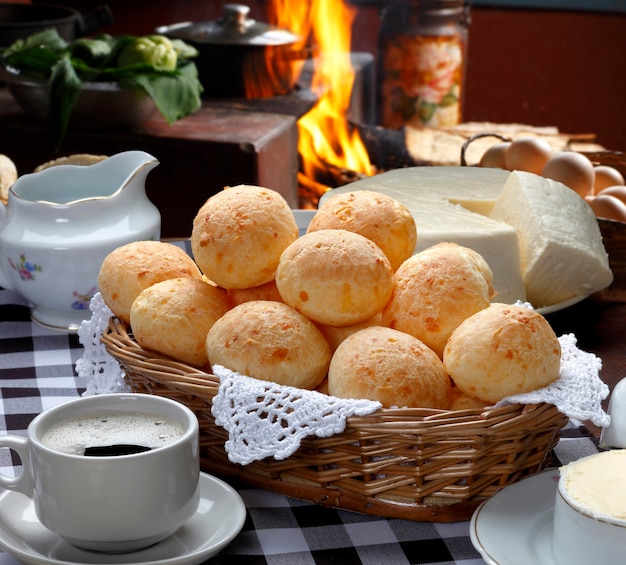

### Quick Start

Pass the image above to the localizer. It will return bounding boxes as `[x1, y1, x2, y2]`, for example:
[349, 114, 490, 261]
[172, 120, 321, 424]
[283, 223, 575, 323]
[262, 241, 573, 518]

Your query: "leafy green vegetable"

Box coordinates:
[117, 35, 179, 71]
[48, 56, 82, 147]
[0, 29, 203, 148]
[126, 62, 202, 123]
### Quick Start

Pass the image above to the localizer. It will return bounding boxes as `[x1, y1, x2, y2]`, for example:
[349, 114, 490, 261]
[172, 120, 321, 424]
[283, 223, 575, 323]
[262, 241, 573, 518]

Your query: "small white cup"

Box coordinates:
[552, 454, 626, 565]
[0, 393, 200, 553]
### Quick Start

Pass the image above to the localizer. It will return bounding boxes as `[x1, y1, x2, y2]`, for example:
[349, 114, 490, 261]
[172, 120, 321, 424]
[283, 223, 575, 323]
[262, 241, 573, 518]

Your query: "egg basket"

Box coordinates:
[101, 316, 568, 522]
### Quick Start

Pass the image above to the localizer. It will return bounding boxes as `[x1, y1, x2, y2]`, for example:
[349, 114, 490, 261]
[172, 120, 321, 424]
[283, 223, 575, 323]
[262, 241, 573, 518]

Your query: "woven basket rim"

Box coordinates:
[100, 316, 562, 426]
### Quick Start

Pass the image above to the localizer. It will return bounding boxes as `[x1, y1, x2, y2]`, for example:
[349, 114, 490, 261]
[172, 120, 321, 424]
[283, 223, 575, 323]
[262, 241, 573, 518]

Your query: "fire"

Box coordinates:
[267, 0, 374, 202]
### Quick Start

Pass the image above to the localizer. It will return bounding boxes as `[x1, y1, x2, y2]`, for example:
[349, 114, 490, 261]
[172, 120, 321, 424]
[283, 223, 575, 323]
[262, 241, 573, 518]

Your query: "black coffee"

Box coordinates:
[84, 444, 152, 457]
[41, 412, 184, 456]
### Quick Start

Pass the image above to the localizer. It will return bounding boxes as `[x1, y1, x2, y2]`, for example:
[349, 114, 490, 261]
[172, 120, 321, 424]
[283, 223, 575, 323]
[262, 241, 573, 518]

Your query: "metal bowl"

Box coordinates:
[1, 66, 156, 130]
[0, 3, 113, 47]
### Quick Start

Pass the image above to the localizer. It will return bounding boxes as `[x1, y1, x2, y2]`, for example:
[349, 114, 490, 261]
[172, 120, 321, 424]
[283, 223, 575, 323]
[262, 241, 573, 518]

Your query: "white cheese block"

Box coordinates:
[324, 166, 526, 304]
[552, 450, 626, 565]
[490, 171, 613, 307]
[324, 165, 613, 309]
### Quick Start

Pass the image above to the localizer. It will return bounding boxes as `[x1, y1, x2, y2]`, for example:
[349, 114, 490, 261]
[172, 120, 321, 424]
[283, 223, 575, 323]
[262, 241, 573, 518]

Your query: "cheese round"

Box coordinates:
[490, 170, 613, 307]
[328, 326, 451, 409]
[443, 303, 561, 403]
[275, 229, 394, 327]
[191, 185, 299, 290]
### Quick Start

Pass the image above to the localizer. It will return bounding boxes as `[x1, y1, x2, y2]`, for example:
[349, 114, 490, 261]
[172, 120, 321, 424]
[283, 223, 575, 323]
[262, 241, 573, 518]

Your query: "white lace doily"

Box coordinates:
[76, 293, 130, 396]
[495, 333, 609, 427]
[211, 365, 381, 464]
[77, 293, 611, 465]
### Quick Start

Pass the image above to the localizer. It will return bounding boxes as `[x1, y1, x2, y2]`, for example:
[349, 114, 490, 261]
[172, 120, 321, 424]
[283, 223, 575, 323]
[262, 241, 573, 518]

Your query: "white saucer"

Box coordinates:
[0, 472, 246, 565]
[470, 469, 561, 565]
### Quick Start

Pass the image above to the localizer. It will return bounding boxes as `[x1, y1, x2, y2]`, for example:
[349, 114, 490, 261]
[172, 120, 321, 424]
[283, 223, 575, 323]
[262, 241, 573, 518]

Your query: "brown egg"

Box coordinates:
[504, 137, 553, 174]
[479, 142, 511, 169]
[588, 194, 626, 222]
[594, 165, 625, 193]
[541, 151, 595, 198]
[595, 186, 626, 206]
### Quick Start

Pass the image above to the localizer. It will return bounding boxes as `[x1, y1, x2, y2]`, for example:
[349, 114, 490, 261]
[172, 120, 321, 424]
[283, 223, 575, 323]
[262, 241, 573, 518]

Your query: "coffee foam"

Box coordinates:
[41, 412, 184, 456]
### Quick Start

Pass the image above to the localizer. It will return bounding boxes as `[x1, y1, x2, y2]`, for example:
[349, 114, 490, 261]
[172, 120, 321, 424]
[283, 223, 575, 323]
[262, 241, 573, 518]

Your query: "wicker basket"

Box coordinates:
[101, 317, 568, 522]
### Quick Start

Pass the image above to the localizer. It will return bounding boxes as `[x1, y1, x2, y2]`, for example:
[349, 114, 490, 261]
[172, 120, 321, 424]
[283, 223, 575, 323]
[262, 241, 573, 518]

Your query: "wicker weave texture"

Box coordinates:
[102, 317, 568, 522]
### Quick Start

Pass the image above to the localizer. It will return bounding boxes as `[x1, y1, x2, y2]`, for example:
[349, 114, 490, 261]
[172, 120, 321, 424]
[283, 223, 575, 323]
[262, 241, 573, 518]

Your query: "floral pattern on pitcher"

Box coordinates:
[8, 254, 43, 281]
[72, 287, 97, 311]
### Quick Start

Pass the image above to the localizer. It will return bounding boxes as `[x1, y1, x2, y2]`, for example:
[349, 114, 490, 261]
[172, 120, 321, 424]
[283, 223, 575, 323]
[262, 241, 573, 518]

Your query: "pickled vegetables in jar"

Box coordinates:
[378, 0, 470, 129]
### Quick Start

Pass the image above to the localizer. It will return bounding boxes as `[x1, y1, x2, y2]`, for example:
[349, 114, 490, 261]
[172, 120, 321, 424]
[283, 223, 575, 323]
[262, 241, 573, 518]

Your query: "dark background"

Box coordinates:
[32, 0, 625, 152]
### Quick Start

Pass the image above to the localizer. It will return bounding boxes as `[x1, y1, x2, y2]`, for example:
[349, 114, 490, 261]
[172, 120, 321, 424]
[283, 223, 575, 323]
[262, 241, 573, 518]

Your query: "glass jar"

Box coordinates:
[377, 0, 471, 129]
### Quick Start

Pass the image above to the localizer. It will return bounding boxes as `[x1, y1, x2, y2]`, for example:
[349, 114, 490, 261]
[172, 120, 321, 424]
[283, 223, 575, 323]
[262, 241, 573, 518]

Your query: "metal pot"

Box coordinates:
[0, 3, 114, 47]
[156, 4, 310, 99]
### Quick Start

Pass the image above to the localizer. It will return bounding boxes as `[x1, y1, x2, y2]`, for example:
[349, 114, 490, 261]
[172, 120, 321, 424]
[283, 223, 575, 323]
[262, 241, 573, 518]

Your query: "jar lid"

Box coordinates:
[157, 4, 300, 47]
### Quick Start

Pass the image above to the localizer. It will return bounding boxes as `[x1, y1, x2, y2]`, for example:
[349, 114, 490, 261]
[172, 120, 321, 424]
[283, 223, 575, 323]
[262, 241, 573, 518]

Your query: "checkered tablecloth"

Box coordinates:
[0, 287, 600, 565]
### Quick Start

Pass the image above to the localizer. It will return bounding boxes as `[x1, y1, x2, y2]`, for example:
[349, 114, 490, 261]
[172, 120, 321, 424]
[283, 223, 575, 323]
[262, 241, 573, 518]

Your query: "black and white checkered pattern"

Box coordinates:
[0, 289, 88, 476]
[0, 286, 599, 565]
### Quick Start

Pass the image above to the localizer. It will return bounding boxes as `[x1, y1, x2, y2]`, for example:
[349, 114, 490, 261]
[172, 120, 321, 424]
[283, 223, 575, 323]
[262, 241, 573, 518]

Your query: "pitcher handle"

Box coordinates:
[0, 202, 15, 291]
[0, 435, 33, 497]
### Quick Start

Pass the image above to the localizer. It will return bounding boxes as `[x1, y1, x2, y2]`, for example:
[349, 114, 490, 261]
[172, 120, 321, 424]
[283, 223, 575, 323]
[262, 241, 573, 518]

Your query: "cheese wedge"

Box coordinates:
[490, 171, 613, 306]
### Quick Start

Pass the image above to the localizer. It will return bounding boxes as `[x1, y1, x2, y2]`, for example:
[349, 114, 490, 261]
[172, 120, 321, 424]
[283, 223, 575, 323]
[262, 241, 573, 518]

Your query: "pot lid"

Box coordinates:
[157, 4, 299, 47]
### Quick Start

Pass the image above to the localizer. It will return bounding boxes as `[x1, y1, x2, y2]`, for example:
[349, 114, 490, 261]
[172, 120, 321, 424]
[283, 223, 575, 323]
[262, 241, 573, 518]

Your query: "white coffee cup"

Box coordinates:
[0, 393, 200, 553]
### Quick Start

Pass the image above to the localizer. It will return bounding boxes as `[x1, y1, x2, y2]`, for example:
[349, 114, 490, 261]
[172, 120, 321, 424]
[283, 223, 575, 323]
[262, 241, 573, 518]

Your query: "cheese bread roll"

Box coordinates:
[206, 300, 331, 390]
[308, 190, 417, 271]
[191, 185, 298, 289]
[130, 277, 230, 368]
[443, 303, 561, 403]
[276, 229, 393, 327]
[382, 242, 495, 358]
[328, 326, 451, 409]
[225, 279, 283, 307]
[98, 240, 203, 323]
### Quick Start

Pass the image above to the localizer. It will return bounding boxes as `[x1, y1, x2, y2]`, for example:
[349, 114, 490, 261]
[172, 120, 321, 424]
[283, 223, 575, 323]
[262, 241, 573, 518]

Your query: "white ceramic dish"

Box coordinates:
[291, 208, 588, 315]
[470, 469, 560, 565]
[0, 472, 246, 565]
[535, 294, 588, 315]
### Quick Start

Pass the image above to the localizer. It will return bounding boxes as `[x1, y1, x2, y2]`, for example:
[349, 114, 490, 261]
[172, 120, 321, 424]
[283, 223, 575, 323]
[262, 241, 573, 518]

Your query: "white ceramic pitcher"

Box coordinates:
[0, 150, 161, 331]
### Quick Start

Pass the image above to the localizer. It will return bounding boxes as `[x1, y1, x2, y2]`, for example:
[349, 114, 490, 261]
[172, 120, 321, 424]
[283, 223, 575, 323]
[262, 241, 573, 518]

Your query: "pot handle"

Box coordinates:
[74, 4, 115, 38]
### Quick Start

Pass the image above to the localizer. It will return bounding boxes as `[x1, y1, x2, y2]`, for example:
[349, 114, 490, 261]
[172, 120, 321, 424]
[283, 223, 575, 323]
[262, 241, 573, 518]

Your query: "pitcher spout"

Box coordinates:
[109, 151, 160, 197]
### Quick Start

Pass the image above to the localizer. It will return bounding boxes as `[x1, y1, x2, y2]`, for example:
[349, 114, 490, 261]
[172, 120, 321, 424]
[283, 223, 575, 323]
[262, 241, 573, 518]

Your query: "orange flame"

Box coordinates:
[267, 0, 373, 198]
